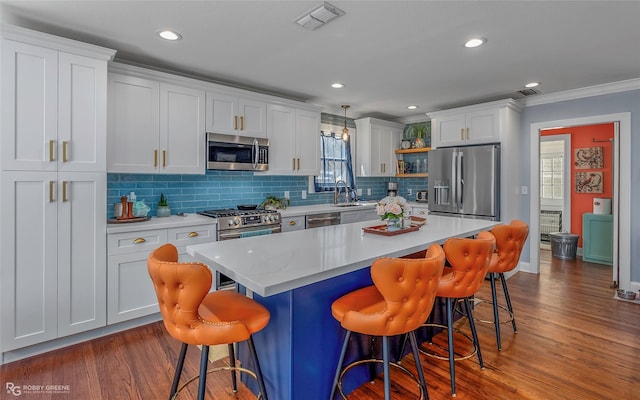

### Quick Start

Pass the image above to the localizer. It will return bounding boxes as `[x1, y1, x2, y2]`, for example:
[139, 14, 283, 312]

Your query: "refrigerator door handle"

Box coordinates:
[457, 151, 464, 209]
[451, 151, 458, 210]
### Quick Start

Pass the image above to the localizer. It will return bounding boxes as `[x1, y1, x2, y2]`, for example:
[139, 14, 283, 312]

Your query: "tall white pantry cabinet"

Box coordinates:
[0, 26, 115, 353]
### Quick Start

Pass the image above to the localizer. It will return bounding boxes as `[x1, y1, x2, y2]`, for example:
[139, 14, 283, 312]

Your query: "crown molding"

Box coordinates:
[519, 78, 640, 107]
[1, 24, 116, 61]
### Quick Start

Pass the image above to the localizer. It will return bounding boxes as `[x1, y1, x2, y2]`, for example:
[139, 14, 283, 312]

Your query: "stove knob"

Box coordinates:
[232, 216, 241, 226]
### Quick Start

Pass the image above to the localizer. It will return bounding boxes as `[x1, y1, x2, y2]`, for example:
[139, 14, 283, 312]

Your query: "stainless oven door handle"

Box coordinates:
[218, 226, 281, 241]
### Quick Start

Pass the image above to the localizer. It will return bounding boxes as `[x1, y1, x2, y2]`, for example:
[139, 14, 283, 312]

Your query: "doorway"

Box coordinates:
[539, 135, 571, 249]
[529, 113, 631, 291]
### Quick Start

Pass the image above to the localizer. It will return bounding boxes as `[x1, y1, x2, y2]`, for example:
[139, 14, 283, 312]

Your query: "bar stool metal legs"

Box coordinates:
[330, 330, 429, 400]
[420, 297, 484, 397]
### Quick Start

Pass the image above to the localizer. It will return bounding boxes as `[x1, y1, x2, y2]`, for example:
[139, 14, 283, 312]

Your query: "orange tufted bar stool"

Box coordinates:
[330, 244, 446, 400]
[147, 244, 270, 400]
[483, 220, 529, 350]
[420, 231, 495, 397]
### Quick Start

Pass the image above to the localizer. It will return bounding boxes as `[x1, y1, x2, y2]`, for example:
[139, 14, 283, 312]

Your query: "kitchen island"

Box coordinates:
[187, 215, 498, 400]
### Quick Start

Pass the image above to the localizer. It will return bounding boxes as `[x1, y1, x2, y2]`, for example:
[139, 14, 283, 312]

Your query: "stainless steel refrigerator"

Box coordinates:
[428, 144, 500, 220]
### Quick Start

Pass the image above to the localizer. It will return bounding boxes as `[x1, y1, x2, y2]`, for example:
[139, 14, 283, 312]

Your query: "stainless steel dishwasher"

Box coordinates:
[306, 212, 341, 229]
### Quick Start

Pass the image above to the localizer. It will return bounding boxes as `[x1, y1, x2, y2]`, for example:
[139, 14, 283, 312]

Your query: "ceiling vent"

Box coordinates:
[516, 87, 541, 97]
[295, 2, 345, 30]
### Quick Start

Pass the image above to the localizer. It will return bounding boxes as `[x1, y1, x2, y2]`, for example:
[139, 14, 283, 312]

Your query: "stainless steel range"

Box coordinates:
[197, 208, 281, 289]
[198, 208, 281, 240]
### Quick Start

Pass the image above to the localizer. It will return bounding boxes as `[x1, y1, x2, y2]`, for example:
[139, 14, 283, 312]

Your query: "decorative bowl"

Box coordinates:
[616, 289, 637, 300]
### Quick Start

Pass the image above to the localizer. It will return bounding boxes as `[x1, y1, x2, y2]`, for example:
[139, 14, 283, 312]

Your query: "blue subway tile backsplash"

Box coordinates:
[107, 171, 427, 218]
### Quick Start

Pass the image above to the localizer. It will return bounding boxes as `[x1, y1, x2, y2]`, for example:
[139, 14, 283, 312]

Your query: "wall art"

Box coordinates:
[575, 171, 603, 193]
[574, 146, 603, 169]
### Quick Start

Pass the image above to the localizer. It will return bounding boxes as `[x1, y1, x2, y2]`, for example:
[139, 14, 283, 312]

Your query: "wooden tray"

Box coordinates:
[107, 216, 151, 224]
[362, 224, 420, 236]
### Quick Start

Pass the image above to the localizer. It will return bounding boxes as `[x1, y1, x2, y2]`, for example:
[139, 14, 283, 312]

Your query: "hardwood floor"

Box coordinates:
[2, 251, 638, 399]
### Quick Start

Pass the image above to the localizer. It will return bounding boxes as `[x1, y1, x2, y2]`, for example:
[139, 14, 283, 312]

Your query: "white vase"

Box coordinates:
[386, 217, 402, 231]
[156, 205, 171, 217]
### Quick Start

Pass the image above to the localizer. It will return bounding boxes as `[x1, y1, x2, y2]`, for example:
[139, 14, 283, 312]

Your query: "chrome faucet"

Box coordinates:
[334, 180, 350, 204]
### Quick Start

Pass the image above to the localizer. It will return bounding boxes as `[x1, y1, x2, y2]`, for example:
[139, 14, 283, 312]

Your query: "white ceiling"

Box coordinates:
[2, 1, 639, 120]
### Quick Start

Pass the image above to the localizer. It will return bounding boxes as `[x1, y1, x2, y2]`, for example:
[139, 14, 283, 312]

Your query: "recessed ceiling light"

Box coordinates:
[464, 37, 486, 48]
[331, 82, 344, 89]
[407, 105, 418, 110]
[158, 30, 182, 41]
[525, 82, 540, 88]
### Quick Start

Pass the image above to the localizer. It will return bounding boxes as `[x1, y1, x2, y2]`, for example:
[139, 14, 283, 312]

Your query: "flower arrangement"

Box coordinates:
[376, 195, 411, 220]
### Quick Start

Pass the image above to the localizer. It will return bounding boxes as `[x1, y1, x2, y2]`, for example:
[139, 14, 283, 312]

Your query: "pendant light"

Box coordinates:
[341, 105, 350, 141]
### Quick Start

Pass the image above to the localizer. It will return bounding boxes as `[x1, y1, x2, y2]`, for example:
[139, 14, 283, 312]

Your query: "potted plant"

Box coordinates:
[260, 194, 290, 210]
[413, 124, 427, 148]
[157, 193, 171, 217]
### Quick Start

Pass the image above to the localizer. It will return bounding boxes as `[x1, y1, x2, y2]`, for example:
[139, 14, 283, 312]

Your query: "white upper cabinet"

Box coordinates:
[295, 108, 321, 175]
[206, 92, 266, 138]
[355, 118, 403, 177]
[107, 71, 205, 174]
[107, 74, 160, 173]
[429, 100, 521, 148]
[1, 39, 109, 172]
[160, 83, 206, 174]
[266, 104, 320, 175]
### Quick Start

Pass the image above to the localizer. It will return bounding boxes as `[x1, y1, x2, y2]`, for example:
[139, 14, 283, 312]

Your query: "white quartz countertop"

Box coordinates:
[107, 213, 216, 234]
[277, 202, 376, 217]
[187, 215, 496, 297]
[278, 201, 428, 218]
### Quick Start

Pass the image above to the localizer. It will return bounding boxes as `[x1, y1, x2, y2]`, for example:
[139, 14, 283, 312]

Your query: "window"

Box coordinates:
[540, 153, 563, 200]
[314, 131, 356, 192]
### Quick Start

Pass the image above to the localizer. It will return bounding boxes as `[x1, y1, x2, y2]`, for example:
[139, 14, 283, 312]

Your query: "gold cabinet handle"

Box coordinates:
[292, 158, 296, 171]
[49, 140, 55, 162]
[240, 116, 245, 130]
[188, 232, 199, 237]
[133, 238, 146, 244]
[154, 150, 158, 168]
[460, 128, 464, 140]
[49, 181, 55, 202]
[62, 141, 69, 162]
[62, 181, 68, 202]
[163, 150, 167, 167]
[289, 220, 296, 226]
[234, 115, 238, 130]
[297, 158, 300, 171]
[466, 127, 470, 140]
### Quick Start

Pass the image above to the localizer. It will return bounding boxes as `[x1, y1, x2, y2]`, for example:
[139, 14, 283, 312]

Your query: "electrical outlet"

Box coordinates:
[301, 190, 307, 200]
[521, 186, 528, 195]
[284, 191, 290, 199]
[367, 188, 371, 196]
[407, 188, 412, 196]
[356, 188, 363, 196]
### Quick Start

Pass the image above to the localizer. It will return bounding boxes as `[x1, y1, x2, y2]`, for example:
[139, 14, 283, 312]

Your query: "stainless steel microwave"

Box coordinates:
[207, 132, 268, 171]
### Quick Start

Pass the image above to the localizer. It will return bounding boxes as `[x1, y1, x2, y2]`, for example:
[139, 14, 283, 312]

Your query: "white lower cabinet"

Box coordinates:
[0, 171, 106, 351]
[107, 221, 215, 324]
[411, 205, 429, 217]
[340, 208, 378, 224]
[281, 216, 306, 232]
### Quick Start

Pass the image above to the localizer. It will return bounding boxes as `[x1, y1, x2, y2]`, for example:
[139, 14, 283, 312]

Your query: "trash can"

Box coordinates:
[549, 232, 579, 260]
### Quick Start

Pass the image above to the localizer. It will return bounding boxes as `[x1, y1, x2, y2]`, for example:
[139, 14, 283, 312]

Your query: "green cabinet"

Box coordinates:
[582, 213, 613, 265]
